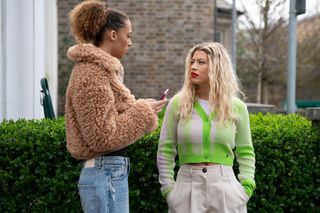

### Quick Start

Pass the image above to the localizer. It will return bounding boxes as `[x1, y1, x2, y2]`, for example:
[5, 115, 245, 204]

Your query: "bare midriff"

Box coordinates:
[187, 162, 218, 166]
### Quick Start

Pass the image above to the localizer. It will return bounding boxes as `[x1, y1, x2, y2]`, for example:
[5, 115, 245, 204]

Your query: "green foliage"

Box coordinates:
[248, 113, 320, 212]
[0, 117, 81, 213]
[127, 126, 168, 212]
[0, 114, 319, 212]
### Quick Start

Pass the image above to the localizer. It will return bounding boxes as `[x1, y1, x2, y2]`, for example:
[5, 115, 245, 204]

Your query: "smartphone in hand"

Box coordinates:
[159, 89, 170, 100]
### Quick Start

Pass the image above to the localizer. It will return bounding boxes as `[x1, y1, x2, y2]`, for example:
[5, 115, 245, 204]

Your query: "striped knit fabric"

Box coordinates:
[157, 95, 256, 198]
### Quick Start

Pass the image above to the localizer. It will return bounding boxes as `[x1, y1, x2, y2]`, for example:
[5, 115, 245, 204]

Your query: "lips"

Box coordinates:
[191, 72, 198, 78]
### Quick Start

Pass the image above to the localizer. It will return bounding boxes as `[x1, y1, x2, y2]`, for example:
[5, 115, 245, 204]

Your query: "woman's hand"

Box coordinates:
[145, 98, 167, 113]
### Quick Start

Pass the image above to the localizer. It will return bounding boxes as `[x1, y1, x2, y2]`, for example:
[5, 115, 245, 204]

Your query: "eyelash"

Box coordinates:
[190, 61, 205, 65]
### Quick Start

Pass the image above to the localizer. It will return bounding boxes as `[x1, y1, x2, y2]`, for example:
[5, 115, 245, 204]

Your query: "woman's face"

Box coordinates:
[190, 50, 210, 87]
[112, 19, 133, 59]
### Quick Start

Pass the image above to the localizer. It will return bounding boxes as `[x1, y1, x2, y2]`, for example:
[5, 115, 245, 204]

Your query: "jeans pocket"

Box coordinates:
[110, 165, 128, 180]
[78, 184, 96, 213]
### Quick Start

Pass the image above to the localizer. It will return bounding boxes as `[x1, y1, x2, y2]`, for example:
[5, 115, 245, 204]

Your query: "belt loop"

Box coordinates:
[125, 157, 130, 173]
[95, 156, 101, 168]
[125, 157, 129, 168]
[189, 165, 193, 175]
[220, 164, 224, 176]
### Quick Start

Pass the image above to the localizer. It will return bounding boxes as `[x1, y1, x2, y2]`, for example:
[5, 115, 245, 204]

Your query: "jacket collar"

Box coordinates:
[67, 43, 123, 74]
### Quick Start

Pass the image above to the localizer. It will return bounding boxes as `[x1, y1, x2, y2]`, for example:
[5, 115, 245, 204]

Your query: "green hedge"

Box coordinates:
[248, 114, 319, 212]
[0, 118, 81, 212]
[0, 114, 319, 212]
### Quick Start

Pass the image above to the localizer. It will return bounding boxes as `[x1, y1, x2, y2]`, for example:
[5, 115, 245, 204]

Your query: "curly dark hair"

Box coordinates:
[69, 0, 129, 46]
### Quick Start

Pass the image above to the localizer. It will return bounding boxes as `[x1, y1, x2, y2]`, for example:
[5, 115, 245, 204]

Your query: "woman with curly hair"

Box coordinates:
[65, 1, 166, 212]
[157, 42, 256, 213]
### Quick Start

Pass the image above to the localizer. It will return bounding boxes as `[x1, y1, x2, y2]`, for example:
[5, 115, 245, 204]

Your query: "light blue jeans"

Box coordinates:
[78, 156, 130, 213]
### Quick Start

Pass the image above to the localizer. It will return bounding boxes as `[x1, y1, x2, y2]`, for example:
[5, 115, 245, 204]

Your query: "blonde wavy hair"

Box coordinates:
[178, 42, 244, 123]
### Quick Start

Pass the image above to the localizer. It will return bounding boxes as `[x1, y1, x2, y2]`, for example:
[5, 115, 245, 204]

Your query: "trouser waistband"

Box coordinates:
[179, 164, 234, 176]
[84, 156, 129, 168]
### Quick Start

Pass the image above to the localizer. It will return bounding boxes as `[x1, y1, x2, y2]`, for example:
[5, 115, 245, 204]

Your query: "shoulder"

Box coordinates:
[164, 94, 180, 116]
[169, 94, 180, 104]
[231, 97, 248, 114]
[168, 94, 181, 108]
[68, 63, 111, 99]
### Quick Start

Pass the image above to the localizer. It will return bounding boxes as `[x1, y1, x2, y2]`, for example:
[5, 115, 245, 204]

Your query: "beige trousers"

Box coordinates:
[166, 164, 249, 213]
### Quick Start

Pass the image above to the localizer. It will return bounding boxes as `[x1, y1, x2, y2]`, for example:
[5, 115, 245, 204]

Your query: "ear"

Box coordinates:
[109, 30, 117, 41]
[104, 30, 117, 42]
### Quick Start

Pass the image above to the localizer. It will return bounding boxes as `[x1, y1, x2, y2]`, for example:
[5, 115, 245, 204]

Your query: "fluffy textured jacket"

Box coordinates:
[65, 44, 158, 160]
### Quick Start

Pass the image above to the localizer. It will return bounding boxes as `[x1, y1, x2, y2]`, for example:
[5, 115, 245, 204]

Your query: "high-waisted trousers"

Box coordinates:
[166, 164, 249, 213]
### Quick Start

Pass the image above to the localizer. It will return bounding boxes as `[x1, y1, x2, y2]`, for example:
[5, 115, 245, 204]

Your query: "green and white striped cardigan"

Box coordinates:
[157, 95, 256, 198]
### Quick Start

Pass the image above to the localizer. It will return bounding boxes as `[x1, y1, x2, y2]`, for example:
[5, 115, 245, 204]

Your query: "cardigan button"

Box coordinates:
[202, 168, 207, 173]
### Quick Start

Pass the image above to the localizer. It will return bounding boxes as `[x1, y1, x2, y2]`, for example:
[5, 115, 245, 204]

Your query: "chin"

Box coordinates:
[190, 79, 198, 84]
[116, 54, 125, 59]
[119, 52, 127, 59]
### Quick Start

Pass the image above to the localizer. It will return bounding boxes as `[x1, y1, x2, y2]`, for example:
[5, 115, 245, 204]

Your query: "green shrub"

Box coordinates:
[248, 113, 320, 212]
[0, 114, 319, 212]
[127, 126, 168, 212]
[0, 118, 81, 213]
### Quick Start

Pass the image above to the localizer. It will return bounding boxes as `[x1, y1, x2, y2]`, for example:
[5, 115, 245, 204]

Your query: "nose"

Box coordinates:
[128, 39, 132, 47]
[191, 63, 197, 71]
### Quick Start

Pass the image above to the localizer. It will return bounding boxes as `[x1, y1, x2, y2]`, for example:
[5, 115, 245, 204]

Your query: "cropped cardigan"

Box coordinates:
[157, 95, 256, 198]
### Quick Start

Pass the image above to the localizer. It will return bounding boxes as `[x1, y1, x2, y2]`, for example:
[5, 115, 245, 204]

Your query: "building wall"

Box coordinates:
[57, 0, 79, 116]
[57, 0, 233, 115]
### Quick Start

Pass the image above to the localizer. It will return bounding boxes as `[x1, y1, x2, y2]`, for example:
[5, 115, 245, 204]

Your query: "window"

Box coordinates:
[214, 30, 224, 44]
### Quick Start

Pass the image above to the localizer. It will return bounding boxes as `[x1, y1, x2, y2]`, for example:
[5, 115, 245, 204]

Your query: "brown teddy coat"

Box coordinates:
[65, 44, 158, 159]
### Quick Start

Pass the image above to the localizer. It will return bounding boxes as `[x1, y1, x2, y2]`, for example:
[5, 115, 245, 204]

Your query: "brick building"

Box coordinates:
[57, 0, 238, 115]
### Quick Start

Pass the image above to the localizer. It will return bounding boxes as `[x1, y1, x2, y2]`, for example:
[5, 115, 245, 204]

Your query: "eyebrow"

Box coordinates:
[191, 58, 207, 61]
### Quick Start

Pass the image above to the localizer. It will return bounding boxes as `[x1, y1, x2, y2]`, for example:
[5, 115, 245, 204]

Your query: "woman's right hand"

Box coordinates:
[145, 98, 167, 113]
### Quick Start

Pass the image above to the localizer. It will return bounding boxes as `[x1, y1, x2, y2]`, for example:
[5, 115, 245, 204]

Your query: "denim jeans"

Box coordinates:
[78, 156, 130, 213]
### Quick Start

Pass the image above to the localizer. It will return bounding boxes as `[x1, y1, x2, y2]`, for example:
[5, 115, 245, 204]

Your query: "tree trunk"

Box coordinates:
[257, 72, 262, 103]
[262, 81, 269, 104]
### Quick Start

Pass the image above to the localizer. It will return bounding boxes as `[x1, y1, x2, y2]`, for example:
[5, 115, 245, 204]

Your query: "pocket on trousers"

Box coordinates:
[110, 165, 128, 180]
[233, 179, 250, 204]
[166, 183, 176, 205]
[78, 184, 97, 213]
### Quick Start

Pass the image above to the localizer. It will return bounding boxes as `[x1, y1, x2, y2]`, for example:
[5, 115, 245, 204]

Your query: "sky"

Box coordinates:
[224, 0, 320, 29]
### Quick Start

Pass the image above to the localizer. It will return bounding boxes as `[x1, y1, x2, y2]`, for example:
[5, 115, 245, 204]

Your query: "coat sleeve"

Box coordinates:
[72, 75, 158, 155]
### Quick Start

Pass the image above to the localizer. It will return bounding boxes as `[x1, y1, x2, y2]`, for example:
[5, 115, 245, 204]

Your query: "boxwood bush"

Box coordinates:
[248, 113, 319, 212]
[0, 114, 319, 212]
[0, 118, 81, 212]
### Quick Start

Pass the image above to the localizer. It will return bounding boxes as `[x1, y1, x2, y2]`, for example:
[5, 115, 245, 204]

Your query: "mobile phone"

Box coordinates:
[159, 89, 170, 100]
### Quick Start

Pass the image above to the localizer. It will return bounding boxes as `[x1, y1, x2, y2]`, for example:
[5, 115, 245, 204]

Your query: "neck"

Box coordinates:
[99, 42, 118, 59]
[100, 44, 111, 54]
[196, 85, 209, 100]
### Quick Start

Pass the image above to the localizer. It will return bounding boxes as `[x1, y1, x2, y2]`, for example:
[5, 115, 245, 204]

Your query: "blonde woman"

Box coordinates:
[157, 42, 256, 213]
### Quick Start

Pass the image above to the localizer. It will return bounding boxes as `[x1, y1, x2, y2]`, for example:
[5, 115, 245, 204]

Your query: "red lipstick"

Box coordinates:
[191, 72, 198, 78]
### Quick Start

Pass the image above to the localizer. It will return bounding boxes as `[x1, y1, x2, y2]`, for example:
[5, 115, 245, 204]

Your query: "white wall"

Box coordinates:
[45, 0, 58, 116]
[0, 0, 57, 120]
[0, 0, 7, 120]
